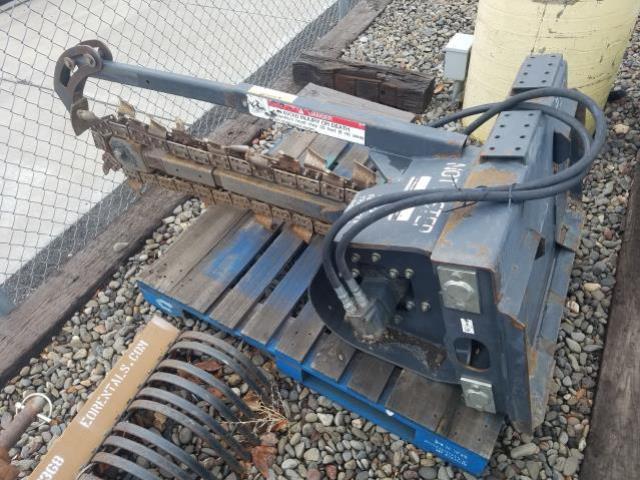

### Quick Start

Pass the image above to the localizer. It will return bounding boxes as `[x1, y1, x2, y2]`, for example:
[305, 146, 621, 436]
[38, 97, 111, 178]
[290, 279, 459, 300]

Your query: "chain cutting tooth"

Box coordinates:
[88, 115, 373, 237]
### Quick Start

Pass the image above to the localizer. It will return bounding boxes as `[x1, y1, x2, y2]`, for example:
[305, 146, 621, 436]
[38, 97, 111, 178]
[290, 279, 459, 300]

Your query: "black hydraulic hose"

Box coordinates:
[322, 87, 607, 301]
[334, 173, 586, 284]
[324, 103, 590, 299]
[322, 100, 590, 292]
[334, 100, 603, 287]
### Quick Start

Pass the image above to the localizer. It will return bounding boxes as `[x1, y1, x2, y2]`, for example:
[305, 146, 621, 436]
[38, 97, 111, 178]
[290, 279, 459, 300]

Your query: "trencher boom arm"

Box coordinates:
[53, 40, 465, 157]
[54, 40, 607, 433]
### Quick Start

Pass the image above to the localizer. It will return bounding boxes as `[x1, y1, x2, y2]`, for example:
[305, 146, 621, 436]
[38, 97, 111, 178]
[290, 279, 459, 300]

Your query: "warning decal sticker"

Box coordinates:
[246, 94, 366, 145]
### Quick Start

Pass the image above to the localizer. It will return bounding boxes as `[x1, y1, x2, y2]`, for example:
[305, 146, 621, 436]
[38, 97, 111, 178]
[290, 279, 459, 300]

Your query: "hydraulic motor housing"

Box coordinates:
[310, 55, 583, 432]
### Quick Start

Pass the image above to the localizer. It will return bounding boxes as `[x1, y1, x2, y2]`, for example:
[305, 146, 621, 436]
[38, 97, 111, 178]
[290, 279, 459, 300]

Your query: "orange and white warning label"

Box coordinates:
[247, 94, 366, 145]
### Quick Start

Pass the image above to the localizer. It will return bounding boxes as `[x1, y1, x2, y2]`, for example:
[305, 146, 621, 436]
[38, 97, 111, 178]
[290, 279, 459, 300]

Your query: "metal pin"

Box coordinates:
[83, 53, 96, 67]
[371, 252, 381, 263]
[388, 268, 399, 279]
[63, 56, 75, 70]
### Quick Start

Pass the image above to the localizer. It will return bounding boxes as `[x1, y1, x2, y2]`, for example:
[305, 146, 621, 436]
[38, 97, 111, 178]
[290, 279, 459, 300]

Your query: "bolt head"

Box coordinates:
[371, 252, 381, 263]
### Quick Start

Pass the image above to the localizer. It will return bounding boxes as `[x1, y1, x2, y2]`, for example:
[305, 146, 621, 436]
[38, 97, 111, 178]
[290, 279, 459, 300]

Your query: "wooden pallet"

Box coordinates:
[137, 205, 503, 474]
[138, 86, 503, 475]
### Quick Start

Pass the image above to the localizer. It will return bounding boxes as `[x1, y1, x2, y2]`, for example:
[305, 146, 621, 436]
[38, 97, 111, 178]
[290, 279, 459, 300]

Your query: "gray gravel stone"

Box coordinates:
[303, 447, 320, 463]
[419, 466, 438, 479]
[511, 443, 540, 459]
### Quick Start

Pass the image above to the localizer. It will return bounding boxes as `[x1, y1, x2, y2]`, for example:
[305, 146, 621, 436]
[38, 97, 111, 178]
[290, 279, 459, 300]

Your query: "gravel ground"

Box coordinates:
[2, 1, 640, 479]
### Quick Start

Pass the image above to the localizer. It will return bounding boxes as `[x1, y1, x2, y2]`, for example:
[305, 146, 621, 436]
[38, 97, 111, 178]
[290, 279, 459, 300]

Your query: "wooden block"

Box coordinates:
[310, 332, 356, 381]
[347, 352, 395, 402]
[211, 229, 303, 329]
[293, 54, 435, 114]
[242, 239, 323, 345]
[275, 302, 325, 363]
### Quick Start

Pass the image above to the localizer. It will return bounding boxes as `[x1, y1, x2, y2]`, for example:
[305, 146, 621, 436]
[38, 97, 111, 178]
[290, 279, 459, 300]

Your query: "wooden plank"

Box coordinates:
[298, 83, 415, 123]
[242, 239, 323, 344]
[304, 134, 349, 169]
[310, 332, 356, 381]
[347, 352, 395, 402]
[0, 186, 185, 384]
[273, 131, 318, 159]
[311, 0, 393, 59]
[139, 206, 246, 293]
[212, 229, 303, 329]
[438, 404, 505, 459]
[170, 219, 276, 312]
[581, 164, 640, 480]
[275, 302, 326, 363]
[385, 370, 459, 431]
[294, 54, 435, 113]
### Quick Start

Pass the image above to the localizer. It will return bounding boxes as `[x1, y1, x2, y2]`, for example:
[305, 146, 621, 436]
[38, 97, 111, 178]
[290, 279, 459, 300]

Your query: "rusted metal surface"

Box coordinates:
[78, 329, 277, 480]
[0, 396, 47, 452]
[84, 106, 374, 237]
[26, 322, 278, 479]
[0, 396, 48, 480]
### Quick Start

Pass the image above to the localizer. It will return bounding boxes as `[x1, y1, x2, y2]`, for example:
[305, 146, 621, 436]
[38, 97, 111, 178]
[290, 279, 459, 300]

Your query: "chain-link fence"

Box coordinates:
[0, 0, 355, 306]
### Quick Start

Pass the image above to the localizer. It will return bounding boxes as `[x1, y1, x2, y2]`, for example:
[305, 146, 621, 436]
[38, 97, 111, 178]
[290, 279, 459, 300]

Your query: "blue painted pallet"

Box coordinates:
[138, 206, 504, 475]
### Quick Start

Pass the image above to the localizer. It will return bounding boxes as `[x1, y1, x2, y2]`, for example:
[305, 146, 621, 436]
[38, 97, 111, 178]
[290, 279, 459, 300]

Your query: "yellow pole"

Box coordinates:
[463, 0, 640, 139]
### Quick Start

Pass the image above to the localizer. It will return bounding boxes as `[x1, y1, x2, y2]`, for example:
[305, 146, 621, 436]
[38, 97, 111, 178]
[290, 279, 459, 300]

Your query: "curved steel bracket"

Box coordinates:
[53, 39, 112, 134]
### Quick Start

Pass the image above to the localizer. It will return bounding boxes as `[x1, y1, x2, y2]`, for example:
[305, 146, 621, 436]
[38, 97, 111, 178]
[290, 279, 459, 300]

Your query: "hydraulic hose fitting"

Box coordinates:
[334, 285, 357, 315]
[346, 278, 369, 309]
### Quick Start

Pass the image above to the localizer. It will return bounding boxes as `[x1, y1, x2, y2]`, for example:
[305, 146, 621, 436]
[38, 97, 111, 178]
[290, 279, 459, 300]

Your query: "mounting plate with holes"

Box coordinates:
[512, 54, 564, 93]
[480, 110, 542, 162]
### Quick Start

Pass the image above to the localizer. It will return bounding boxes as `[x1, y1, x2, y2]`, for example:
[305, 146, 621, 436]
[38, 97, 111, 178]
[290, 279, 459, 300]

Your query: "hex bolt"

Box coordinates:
[421, 301, 431, 312]
[371, 252, 381, 263]
[351, 253, 361, 263]
[351, 268, 360, 278]
[388, 268, 399, 279]
[404, 268, 414, 279]
[113, 148, 124, 160]
[406, 300, 415, 311]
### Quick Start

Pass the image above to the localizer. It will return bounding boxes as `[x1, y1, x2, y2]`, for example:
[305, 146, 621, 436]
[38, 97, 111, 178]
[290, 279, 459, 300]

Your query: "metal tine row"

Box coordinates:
[86, 331, 274, 479]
